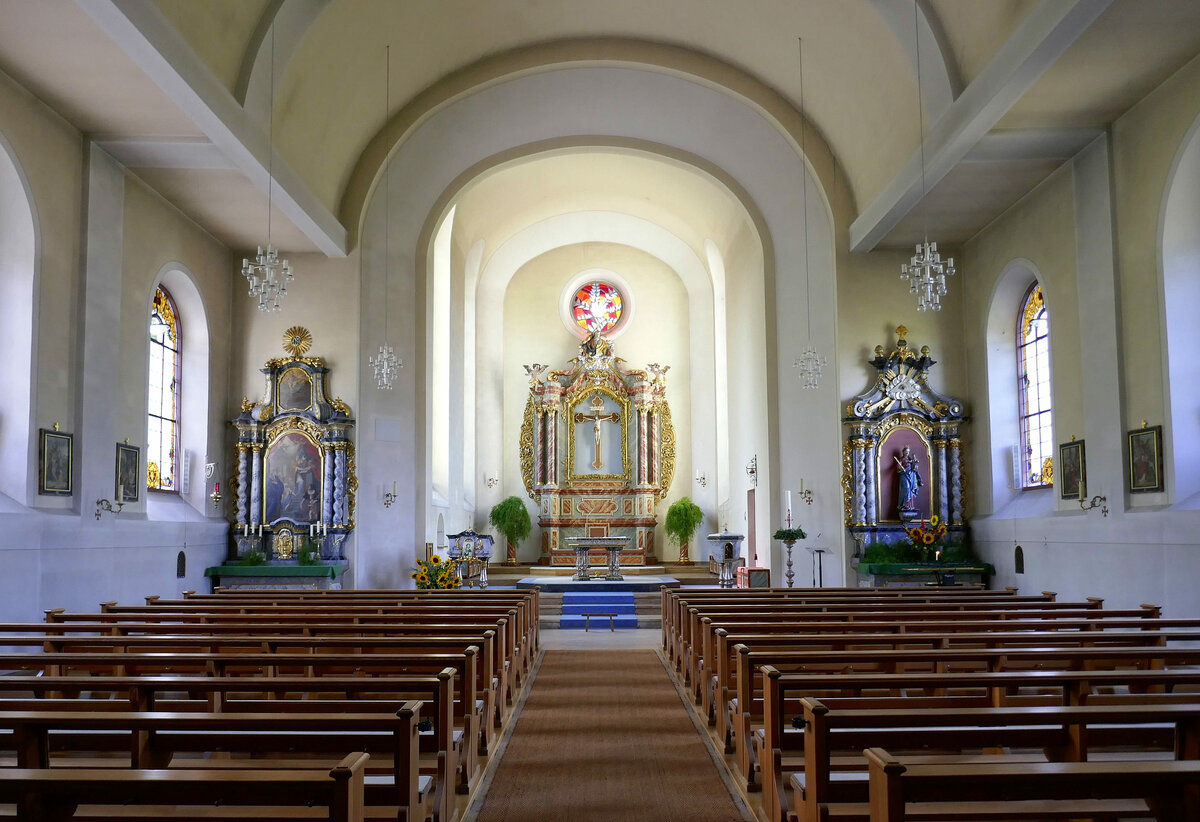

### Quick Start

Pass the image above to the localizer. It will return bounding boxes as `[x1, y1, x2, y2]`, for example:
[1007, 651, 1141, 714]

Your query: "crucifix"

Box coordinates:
[574, 395, 620, 470]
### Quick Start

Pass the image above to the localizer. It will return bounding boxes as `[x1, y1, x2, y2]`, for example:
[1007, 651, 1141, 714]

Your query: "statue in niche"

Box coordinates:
[894, 445, 923, 516]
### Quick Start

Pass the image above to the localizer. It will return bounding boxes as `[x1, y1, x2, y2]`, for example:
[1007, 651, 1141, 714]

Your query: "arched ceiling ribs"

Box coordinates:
[235, 0, 331, 114]
[866, 0, 961, 120]
[850, 0, 1114, 253]
[77, 0, 347, 256]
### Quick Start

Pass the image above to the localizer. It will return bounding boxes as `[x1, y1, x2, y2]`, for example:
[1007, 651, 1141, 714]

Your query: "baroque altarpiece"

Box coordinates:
[228, 328, 356, 564]
[842, 327, 968, 546]
[521, 334, 675, 566]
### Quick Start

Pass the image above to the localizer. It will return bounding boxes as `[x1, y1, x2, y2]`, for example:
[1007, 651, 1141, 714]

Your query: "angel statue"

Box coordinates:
[523, 363, 548, 386]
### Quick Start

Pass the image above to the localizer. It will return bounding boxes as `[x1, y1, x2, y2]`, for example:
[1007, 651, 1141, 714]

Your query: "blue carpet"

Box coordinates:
[559, 591, 638, 629]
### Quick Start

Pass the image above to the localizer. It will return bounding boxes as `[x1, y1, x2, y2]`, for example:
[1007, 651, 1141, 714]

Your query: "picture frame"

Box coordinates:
[38, 428, 73, 496]
[1058, 439, 1086, 500]
[1127, 425, 1164, 493]
[115, 443, 140, 503]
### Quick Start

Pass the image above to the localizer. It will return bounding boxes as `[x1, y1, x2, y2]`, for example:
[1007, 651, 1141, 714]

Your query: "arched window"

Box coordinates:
[1017, 283, 1052, 488]
[147, 285, 181, 492]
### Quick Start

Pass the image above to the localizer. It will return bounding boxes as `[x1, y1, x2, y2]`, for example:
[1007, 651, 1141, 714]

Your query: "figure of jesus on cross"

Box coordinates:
[574, 395, 620, 470]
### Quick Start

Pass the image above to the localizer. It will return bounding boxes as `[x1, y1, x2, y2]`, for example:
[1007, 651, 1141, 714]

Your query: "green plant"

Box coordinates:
[489, 496, 532, 548]
[664, 497, 704, 548]
[234, 548, 266, 566]
[297, 542, 320, 566]
[773, 526, 807, 542]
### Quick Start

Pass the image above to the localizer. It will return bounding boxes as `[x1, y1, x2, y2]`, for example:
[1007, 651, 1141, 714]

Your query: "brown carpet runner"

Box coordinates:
[472, 649, 750, 822]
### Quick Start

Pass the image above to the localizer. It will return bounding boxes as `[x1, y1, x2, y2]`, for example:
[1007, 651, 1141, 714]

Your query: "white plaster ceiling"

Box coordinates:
[0, 0, 1197, 257]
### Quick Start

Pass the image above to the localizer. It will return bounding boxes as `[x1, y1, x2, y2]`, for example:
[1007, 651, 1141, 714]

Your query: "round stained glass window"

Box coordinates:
[571, 281, 623, 334]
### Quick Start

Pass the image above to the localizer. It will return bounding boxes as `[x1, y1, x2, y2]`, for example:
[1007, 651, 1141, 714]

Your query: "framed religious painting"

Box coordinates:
[1127, 424, 1164, 493]
[38, 428, 73, 496]
[115, 443, 140, 503]
[1058, 439, 1085, 500]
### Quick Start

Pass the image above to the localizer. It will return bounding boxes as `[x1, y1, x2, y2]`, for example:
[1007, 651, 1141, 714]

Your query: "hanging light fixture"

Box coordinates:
[242, 23, 294, 312]
[899, 4, 956, 312]
[791, 37, 827, 390]
[369, 45, 402, 390]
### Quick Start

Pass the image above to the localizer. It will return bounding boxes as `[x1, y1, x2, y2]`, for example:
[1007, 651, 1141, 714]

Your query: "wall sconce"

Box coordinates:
[206, 462, 221, 506]
[745, 455, 758, 488]
[485, 475, 499, 488]
[797, 478, 814, 505]
[694, 469, 707, 487]
[383, 481, 397, 508]
[95, 498, 124, 519]
[1079, 494, 1108, 517]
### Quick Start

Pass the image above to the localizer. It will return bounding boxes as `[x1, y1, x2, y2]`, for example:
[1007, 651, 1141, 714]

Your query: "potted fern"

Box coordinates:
[489, 496, 532, 566]
[665, 496, 704, 564]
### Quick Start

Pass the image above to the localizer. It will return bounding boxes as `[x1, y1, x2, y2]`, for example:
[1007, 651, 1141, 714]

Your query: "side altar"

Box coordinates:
[214, 328, 356, 587]
[521, 333, 674, 567]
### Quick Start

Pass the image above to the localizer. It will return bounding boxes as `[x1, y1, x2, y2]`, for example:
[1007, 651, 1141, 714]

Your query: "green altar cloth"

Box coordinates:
[204, 564, 347, 591]
[856, 561, 995, 588]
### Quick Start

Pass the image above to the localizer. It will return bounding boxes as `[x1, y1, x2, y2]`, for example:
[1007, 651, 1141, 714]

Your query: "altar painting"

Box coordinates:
[264, 431, 323, 524]
[566, 389, 631, 484]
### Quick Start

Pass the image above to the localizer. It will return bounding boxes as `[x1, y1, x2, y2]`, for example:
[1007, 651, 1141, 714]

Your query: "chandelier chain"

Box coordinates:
[898, 3, 956, 312]
[241, 21, 294, 312]
[793, 36, 826, 390]
[370, 44, 402, 389]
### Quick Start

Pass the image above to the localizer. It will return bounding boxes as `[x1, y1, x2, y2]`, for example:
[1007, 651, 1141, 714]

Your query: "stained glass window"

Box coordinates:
[571, 281, 623, 334]
[147, 286, 180, 492]
[1017, 283, 1052, 488]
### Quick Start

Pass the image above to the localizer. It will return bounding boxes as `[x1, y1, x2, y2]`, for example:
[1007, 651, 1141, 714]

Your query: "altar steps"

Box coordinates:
[558, 591, 639, 630]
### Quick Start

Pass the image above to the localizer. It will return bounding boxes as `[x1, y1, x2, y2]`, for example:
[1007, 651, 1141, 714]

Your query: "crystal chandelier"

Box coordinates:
[370, 343, 401, 389]
[370, 45, 402, 390]
[900, 5, 955, 312]
[793, 37, 826, 390]
[243, 24, 293, 312]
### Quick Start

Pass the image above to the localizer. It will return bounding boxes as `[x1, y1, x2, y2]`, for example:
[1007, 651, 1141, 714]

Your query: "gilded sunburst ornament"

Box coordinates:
[282, 326, 313, 357]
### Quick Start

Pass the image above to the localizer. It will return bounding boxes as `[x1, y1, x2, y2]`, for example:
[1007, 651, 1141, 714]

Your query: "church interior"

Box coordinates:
[2, 2, 1200, 818]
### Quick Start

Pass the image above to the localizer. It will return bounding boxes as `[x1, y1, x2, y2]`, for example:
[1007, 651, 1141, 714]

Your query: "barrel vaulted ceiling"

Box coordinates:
[0, 0, 1198, 259]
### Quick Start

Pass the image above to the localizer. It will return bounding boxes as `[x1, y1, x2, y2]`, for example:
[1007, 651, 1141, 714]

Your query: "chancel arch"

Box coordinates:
[356, 62, 839, 587]
[0, 131, 38, 504]
[1160, 113, 1200, 508]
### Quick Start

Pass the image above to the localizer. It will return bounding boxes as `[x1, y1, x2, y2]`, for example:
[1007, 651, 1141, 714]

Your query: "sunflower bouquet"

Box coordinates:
[411, 554, 462, 589]
[906, 514, 948, 561]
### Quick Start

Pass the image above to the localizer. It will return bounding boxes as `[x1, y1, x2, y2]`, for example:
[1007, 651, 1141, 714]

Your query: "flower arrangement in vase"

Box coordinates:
[905, 514, 948, 561]
[411, 554, 461, 589]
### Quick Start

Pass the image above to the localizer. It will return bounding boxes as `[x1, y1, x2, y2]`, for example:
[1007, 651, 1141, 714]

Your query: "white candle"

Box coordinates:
[787, 490, 792, 511]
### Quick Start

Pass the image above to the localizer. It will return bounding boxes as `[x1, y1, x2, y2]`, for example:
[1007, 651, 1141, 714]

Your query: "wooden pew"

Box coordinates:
[705, 625, 1200, 754]
[759, 666, 1200, 822]
[0, 650, 480, 796]
[45, 609, 527, 704]
[863, 746, 1200, 822]
[0, 709, 434, 822]
[0, 752, 370, 822]
[732, 642, 1200, 788]
[793, 699, 1200, 822]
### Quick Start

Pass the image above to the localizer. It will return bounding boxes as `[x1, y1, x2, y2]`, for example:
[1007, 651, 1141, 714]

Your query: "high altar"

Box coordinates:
[521, 333, 675, 566]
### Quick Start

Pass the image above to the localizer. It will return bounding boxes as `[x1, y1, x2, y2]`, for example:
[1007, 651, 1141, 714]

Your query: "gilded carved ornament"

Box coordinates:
[519, 398, 536, 499]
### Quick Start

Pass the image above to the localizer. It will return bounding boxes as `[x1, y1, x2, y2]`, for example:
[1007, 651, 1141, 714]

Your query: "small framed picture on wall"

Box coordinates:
[1058, 439, 1086, 500]
[38, 428, 73, 496]
[1127, 424, 1164, 493]
[116, 443, 140, 503]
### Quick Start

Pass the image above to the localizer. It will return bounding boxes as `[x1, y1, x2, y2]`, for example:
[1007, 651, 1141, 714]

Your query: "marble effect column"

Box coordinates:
[236, 447, 249, 525]
[249, 445, 263, 524]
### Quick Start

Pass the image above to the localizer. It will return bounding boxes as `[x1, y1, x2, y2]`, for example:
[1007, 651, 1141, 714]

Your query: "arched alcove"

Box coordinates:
[355, 64, 839, 588]
[0, 133, 38, 504]
[981, 259, 1053, 518]
[1160, 115, 1200, 507]
[147, 264, 213, 516]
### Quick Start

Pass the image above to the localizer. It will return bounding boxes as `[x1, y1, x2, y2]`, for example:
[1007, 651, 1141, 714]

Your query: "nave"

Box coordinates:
[0, 583, 1197, 820]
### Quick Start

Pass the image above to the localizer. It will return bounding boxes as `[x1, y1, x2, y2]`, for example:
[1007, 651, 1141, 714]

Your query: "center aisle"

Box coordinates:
[469, 649, 752, 822]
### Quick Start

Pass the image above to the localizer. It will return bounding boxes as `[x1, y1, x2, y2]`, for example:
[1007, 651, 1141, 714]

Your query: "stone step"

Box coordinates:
[559, 614, 640, 630]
